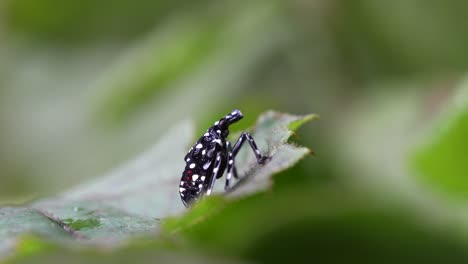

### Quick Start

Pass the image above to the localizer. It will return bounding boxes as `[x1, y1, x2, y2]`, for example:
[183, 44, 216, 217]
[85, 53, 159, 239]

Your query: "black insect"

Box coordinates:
[179, 109, 269, 207]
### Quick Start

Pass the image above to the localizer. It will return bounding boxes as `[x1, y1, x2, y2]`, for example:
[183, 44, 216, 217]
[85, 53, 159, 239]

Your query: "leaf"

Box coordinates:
[412, 81, 468, 198]
[0, 207, 73, 259]
[7, 234, 249, 264]
[0, 120, 192, 259]
[94, 1, 286, 124]
[35, 119, 192, 219]
[164, 111, 317, 231]
[164, 185, 468, 263]
[226, 112, 318, 197]
[0, 111, 316, 261]
[159, 105, 468, 262]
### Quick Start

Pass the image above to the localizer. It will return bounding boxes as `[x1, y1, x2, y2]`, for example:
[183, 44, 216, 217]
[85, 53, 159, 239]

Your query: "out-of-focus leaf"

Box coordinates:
[35, 119, 192, 219]
[328, 84, 439, 197]
[334, 0, 468, 76]
[319, 82, 468, 235]
[5, 0, 205, 42]
[0, 1, 289, 201]
[93, 1, 286, 124]
[166, 185, 468, 263]
[0, 120, 192, 259]
[7, 234, 247, 264]
[9, 190, 468, 263]
[1, 111, 314, 261]
[0, 207, 72, 259]
[412, 81, 468, 198]
[29, 120, 193, 240]
[227, 112, 318, 197]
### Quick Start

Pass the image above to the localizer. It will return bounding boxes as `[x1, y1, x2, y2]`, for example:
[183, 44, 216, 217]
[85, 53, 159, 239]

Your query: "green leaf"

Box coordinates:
[62, 218, 102, 231]
[0, 120, 192, 259]
[226, 112, 318, 197]
[0, 111, 316, 261]
[412, 81, 468, 198]
[164, 111, 317, 231]
[94, 2, 285, 124]
[164, 186, 468, 263]
[0, 207, 73, 257]
[7, 234, 247, 264]
[34, 120, 192, 219]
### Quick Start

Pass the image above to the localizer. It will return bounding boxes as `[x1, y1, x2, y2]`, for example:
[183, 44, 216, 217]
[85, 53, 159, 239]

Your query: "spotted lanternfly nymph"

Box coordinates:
[179, 109, 269, 207]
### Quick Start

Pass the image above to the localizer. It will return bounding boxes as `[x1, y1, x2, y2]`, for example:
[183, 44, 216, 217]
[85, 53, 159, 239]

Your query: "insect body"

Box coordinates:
[179, 109, 269, 207]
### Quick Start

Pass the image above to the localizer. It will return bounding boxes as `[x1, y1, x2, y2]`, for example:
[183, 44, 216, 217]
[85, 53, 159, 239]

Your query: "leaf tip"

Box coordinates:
[287, 113, 319, 131]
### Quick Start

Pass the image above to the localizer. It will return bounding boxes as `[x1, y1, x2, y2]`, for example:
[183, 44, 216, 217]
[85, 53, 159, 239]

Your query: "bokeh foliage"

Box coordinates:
[2, 0, 468, 263]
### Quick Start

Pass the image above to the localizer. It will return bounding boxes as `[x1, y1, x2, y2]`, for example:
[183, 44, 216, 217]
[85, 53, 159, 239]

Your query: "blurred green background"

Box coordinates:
[2, 0, 468, 262]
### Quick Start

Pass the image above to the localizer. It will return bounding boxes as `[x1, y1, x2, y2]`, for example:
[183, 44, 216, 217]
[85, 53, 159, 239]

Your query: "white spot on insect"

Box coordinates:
[204, 132, 209, 137]
[214, 121, 219, 125]
[227, 172, 231, 179]
[226, 115, 231, 118]
[196, 143, 203, 149]
[189, 163, 196, 169]
[231, 110, 238, 115]
[200, 176, 206, 181]
[203, 162, 211, 169]
[256, 150, 260, 154]
[198, 184, 203, 189]
[213, 167, 219, 173]
[180, 193, 184, 197]
[186, 158, 190, 162]
[179, 187, 185, 192]
[216, 130, 221, 134]
[180, 181, 184, 186]
[238, 137, 243, 142]
[229, 160, 233, 165]
[192, 174, 199, 181]
[206, 189, 212, 195]
[213, 139, 223, 146]
[216, 156, 221, 161]
[202, 150, 206, 155]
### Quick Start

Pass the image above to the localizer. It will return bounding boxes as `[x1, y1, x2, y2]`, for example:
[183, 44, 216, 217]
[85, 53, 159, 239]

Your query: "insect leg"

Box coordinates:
[206, 152, 223, 196]
[232, 132, 269, 164]
[225, 141, 239, 190]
